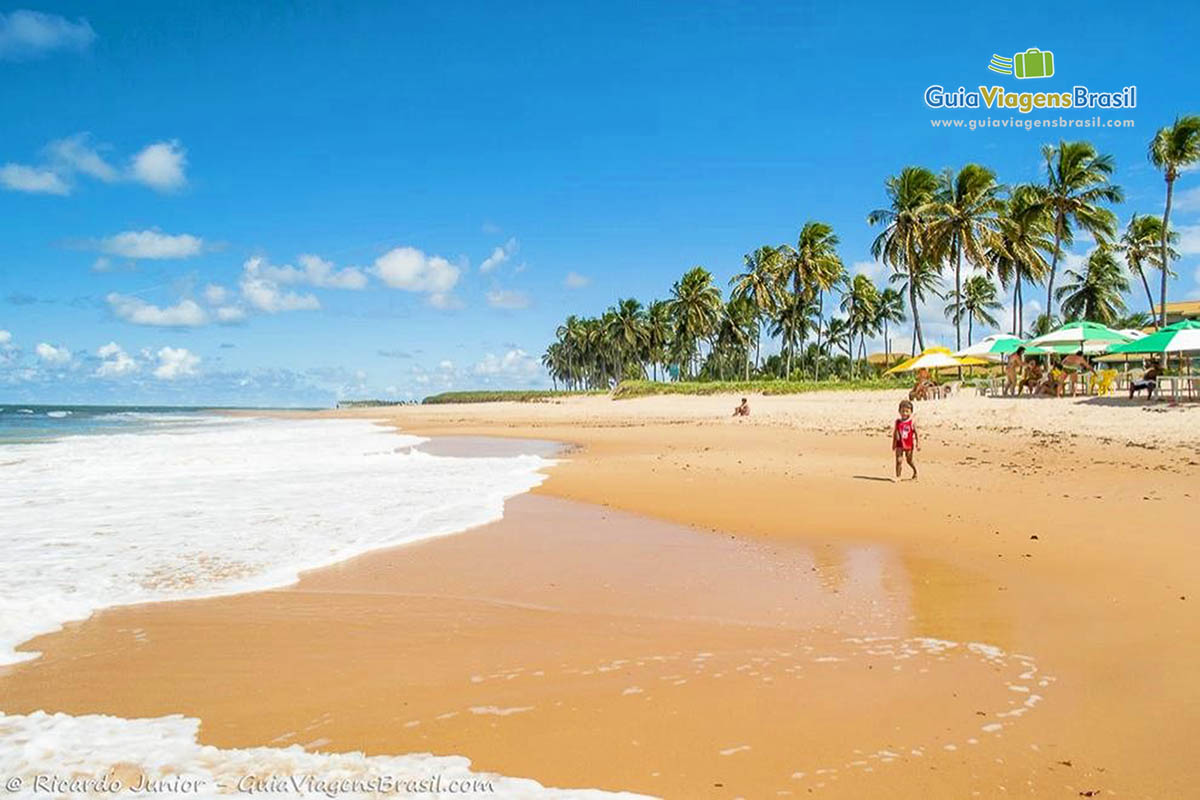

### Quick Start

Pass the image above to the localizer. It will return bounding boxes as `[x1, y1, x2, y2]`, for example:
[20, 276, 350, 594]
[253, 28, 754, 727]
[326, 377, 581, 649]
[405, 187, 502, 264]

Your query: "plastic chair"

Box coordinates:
[1094, 369, 1117, 396]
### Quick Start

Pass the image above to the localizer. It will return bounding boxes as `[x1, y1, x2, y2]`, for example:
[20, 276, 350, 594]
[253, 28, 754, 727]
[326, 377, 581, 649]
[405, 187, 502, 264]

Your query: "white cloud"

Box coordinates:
[214, 305, 247, 323]
[373, 246, 461, 295]
[1176, 224, 1200, 256]
[0, 330, 10, 346]
[0, 163, 70, 194]
[130, 140, 187, 192]
[428, 292, 463, 310]
[439, 360, 454, 370]
[203, 284, 229, 305]
[852, 260, 888, 280]
[239, 257, 321, 313]
[100, 230, 204, 260]
[473, 348, 541, 377]
[563, 271, 591, 289]
[34, 342, 71, 364]
[46, 134, 118, 182]
[153, 346, 199, 380]
[0, 10, 95, 60]
[481, 221, 502, 235]
[91, 257, 112, 272]
[257, 254, 367, 290]
[479, 237, 518, 273]
[107, 293, 208, 327]
[486, 288, 532, 310]
[95, 342, 138, 377]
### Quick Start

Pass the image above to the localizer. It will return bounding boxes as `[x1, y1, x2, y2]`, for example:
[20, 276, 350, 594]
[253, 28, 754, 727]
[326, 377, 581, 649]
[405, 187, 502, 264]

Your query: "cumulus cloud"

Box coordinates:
[34, 342, 71, 364]
[2, 134, 187, 196]
[95, 342, 138, 377]
[473, 348, 541, 377]
[374, 247, 460, 292]
[0, 10, 95, 60]
[46, 133, 119, 182]
[0, 163, 69, 194]
[486, 288, 532, 310]
[130, 140, 187, 192]
[240, 257, 321, 313]
[153, 346, 199, 380]
[479, 237, 518, 273]
[99, 229, 204, 260]
[1176, 224, 1200, 256]
[107, 293, 208, 327]
[0, 330, 10, 346]
[256, 254, 367, 290]
[563, 271, 591, 289]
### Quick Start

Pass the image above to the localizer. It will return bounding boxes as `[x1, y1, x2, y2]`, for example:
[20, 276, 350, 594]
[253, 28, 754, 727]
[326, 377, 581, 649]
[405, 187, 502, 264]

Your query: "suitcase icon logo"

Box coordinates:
[988, 48, 1055, 79]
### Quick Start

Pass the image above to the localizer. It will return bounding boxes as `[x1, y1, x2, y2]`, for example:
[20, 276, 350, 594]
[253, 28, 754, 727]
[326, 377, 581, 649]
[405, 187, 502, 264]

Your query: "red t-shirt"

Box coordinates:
[893, 417, 916, 451]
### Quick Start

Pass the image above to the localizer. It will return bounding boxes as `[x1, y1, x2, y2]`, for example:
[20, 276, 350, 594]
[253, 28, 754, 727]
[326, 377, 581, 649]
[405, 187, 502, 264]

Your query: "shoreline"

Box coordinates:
[4, 393, 1198, 797]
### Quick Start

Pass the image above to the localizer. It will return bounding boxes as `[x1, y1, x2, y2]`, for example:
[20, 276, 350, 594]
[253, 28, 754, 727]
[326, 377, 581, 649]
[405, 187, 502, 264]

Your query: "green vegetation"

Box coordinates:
[422, 389, 604, 404]
[612, 378, 907, 399]
[540, 124, 1197, 396]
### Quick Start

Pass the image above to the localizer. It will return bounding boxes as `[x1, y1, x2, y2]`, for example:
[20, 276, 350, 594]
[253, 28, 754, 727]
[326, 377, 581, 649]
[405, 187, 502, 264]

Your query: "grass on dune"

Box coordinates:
[421, 389, 606, 404]
[611, 378, 907, 399]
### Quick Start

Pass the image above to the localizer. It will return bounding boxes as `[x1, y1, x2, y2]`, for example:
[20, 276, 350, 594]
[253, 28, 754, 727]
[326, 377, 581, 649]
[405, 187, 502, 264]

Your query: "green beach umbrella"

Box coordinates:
[954, 334, 1047, 361]
[1029, 321, 1132, 354]
[1107, 320, 1200, 355]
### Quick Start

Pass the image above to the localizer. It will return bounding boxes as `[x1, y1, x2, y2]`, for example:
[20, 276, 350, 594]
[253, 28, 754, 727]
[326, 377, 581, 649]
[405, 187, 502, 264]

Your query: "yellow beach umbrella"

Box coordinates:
[884, 346, 990, 375]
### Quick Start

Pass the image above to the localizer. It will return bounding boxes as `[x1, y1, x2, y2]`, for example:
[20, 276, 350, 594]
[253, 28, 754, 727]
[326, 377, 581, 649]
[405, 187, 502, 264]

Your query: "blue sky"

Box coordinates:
[2, 1, 1199, 405]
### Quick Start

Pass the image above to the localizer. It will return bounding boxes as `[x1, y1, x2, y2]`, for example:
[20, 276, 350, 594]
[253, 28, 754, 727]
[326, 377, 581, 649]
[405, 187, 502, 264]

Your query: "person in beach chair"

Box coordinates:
[909, 368, 938, 401]
[1020, 360, 1044, 395]
[732, 397, 750, 417]
[1129, 359, 1162, 400]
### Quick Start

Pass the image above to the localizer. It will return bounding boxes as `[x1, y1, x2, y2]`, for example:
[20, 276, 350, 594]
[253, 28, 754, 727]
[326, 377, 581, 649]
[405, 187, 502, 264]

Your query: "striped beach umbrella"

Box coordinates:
[1107, 320, 1200, 355]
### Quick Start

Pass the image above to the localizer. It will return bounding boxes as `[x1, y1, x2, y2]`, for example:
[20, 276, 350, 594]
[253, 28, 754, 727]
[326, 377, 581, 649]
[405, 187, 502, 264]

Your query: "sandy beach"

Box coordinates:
[3, 390, 1198, 798]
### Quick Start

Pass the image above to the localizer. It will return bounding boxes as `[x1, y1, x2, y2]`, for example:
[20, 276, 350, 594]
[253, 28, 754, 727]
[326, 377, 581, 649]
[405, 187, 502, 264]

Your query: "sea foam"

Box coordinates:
[0, 417, 551, 665]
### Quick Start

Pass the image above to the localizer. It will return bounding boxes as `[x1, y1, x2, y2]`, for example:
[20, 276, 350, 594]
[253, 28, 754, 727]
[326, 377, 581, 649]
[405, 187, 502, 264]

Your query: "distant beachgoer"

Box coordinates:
[1005, 347, 1026, 396]
[733, 397, 750, 417]
[892, 399, 919, 481]
[1129, 360, 1161, 400]
[1021, 360, 1043, 395]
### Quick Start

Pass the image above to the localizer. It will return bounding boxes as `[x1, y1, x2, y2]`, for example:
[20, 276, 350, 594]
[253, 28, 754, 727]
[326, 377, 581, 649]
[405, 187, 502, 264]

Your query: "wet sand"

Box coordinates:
[4, 392, 1199, 797]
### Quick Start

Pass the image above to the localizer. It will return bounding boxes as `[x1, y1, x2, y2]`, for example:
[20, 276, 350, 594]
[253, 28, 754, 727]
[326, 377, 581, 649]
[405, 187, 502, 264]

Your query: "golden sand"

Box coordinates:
[3, 392, 1197, 798]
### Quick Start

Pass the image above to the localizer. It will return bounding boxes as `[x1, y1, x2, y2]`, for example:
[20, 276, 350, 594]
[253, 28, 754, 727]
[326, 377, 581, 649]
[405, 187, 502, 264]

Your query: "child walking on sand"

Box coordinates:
[892, 399, 919, 481]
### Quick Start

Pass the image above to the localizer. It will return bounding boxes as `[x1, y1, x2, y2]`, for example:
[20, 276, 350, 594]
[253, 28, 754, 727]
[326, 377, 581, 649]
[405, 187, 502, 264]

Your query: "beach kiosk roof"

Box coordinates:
[1029, 321, 1132, 354]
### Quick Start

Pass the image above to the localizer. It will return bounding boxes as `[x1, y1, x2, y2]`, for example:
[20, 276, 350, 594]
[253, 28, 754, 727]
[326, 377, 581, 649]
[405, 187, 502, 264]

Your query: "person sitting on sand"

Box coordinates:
[909, 368, 937, 401]
[732, 397, 750, 417]
[1005, 347, 1026, 396]
[1129, 360, 1162, 400]
[1061, 349, 1093, 397]
[892, 399, 919, 481]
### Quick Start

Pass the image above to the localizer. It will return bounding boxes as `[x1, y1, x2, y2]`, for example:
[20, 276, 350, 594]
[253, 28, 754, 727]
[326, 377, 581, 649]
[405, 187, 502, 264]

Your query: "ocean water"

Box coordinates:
[0, 409, 653, 799]
[0, 411, 554, 665]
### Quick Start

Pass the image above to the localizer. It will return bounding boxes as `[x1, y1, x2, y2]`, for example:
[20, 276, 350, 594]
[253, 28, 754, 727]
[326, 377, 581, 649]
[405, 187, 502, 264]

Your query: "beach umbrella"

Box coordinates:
[884, 346, 989, 375]
[1029, 321, 1132, 351]
[1107, 320, 1200, 355]
[954, 334, 1047, 361]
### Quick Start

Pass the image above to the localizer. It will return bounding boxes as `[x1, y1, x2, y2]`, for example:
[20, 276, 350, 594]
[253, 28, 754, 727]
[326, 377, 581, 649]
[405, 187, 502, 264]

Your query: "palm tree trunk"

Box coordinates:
[1046, 214, 1063, 321]
[954, 242, 963, 351]
[968, 315, 974, 345]
[1160, 176, 1175, 328]
[909, 283, 924, 353]
[814, 291, 824, 380]
[1136, 267, 1155, 318]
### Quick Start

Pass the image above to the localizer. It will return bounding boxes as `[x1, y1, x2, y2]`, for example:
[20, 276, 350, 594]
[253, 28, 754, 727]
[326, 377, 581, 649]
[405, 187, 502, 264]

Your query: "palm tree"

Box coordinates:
[554, 315, 585, 389]
[929, 164, 1003, 351]
[1055, 248, 1131, 325]
[945, 274, 1001, 345]
[716, 297, 757, 380]
[729, 246, 784, 371]
[769, 292, 815, 380]
[606, 298, 647, 380]
[1040, 140, 1124, 318]
[887, 259, 942, 355]
[869, 166, 940, 352]
[1149, 115, 1200, 327]
[839, 274, 880, 377]
[1113, 311, 1152, 330]
[988, 185, 1054, 336]
[644, 300, 673, 381]
[823, 316, 852, 367]
[669, 267, 722, 379]
[1119, 214, 1179, 316]
[785, 222, 844, 379]
[875, 287, 906, 364]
